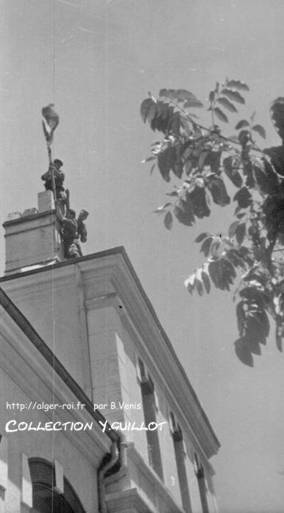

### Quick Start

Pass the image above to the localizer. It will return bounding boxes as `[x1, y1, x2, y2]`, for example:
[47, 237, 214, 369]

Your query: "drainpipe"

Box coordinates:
[97, 432, 128, 513]
[193, 455, 209, 513]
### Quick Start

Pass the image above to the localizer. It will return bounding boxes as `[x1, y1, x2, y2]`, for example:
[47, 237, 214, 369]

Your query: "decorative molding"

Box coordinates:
[126, 444, 185, 513]
[109, 262, 219, 459]
[74, 265, 93, 398]
[54, 460, 64, 495]
[0, 435, 8, 499]
[117, 293, 215, 468]
[22, 454, 33, 508]
[106, 488, 158, 513]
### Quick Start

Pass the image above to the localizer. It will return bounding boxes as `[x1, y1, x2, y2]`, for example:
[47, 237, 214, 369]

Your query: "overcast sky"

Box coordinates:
[1, 1, 284, 512]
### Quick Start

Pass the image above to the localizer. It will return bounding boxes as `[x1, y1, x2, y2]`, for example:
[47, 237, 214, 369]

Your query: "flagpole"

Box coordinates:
[45, 141, 56, 207]
[42, 104, 60, 207]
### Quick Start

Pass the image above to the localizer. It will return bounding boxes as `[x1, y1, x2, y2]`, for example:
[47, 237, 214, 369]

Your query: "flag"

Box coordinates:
[42, 104, 60, 145]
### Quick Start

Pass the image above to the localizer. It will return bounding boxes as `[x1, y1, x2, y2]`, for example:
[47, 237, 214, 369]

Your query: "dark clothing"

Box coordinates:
[77, 218, 87, 243]
[61, 217, 82, 259]
[41, 164, 65, 199]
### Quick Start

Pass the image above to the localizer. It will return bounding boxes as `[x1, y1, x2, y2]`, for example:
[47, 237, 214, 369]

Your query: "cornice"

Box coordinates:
[107, 260, 220, 458]
[0, 247, 220, 456]
[105, 488, 158, 513]
[3, 209, 57, 228]
[0, 246, 125, 283]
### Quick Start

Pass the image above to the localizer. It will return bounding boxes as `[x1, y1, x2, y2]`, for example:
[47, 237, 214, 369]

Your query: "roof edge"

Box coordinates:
[0, 286, 120, 444]
[117, 248, 221, 452]
[0, 246, 220, 451]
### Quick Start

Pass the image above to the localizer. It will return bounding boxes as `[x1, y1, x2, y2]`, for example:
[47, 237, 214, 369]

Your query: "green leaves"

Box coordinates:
[207, 176, 230, 206]
[200, 236, 214, 257]
[234, 285, 271, 365]
[191, 233, 250, 294]
[140, 89, 204, 137]
[234, 338, 254, 367]
[202, 270, 211, 293]
[184, 267, 211, 296]
[233, 187, 252, 208]
[226, 248, 248, 269]
[164, 211, 173, 230]
[270, 97, 284, 142]
[141, 79, 284, 365]
[159, 88, 203, 107]
[208, 79, 248, 126]
[252, 124, 266, 139]
[207, 78, 249, 127]
[140, 97, 157, 123]
[223, 156, 243, 187]
[172, 170, 232, 228]
[214, 107, 229, 123]
[226, 79, 249, 91]
[208, 258, 236, 291]
[252, 159, 279, 196]
[276, 320, 284, 352]
[221, 88, 245, 104]
[263, 145, 284, 177]
[217, 96, 238, 113]
[195, 232, 210, 243]
[157, 144, 182, 181]
[235, 223, 246, 245]
[174, 180, 210, 225]
[235, 119, 250, 130]
[233, 261, 284, 364]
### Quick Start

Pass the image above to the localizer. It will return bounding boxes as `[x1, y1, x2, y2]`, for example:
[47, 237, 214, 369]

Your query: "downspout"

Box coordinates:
[97, 432, 128, 513]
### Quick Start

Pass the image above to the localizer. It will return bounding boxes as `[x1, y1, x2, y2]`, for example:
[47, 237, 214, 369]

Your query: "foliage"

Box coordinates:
[140, 80, 284, 366]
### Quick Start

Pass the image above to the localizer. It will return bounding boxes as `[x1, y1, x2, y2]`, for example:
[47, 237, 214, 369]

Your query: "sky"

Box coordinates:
[1, 1, 284, 511]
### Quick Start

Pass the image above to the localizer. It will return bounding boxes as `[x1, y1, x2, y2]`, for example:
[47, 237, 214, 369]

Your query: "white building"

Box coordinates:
[0, 190, 220, 513]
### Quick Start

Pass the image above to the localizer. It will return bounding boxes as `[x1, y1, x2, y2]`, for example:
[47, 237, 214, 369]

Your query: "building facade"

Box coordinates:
[0, 190, 220, 513]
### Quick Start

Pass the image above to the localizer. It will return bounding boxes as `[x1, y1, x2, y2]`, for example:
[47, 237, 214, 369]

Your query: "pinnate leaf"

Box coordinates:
[159, 89, 202, 107]
[195, 232, 210, 243]
[233, 187, 252, 208]
[270, 97, 284, 142]
[214, 107, 229, 123]
[221, 88, 245, 104]
[140, 98, 157, 122]
[228, 221, 239, 238]
[234, 338, 254, 366]
[207, 176, 231, 206]
[154, 202, 172, 213]
[184, 98, 203, 108]
[252, 124, 266, 139]
[226, 248, 247, 269]
[210, 238, 222, 258]
[184, 274, 195, 294]
[235, 119, 249, 130]
[276, 332, 283, 352]
[235, 222, 246, 245]
[201, 270, 211, 293]
[253, 160, 279, 195]
[157, 146, 176, 182]
[223, 156, 243, 187]
[209, 258, 236, 291]
[195, 278, 204, 296]
[226, 80, 249, 91]
[200, 237, 213, 257]
[217, 96, 238, 113]
[164, 211, 173, 230]
[276, 322, 284, 352]
[209, 91, 215, 103]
